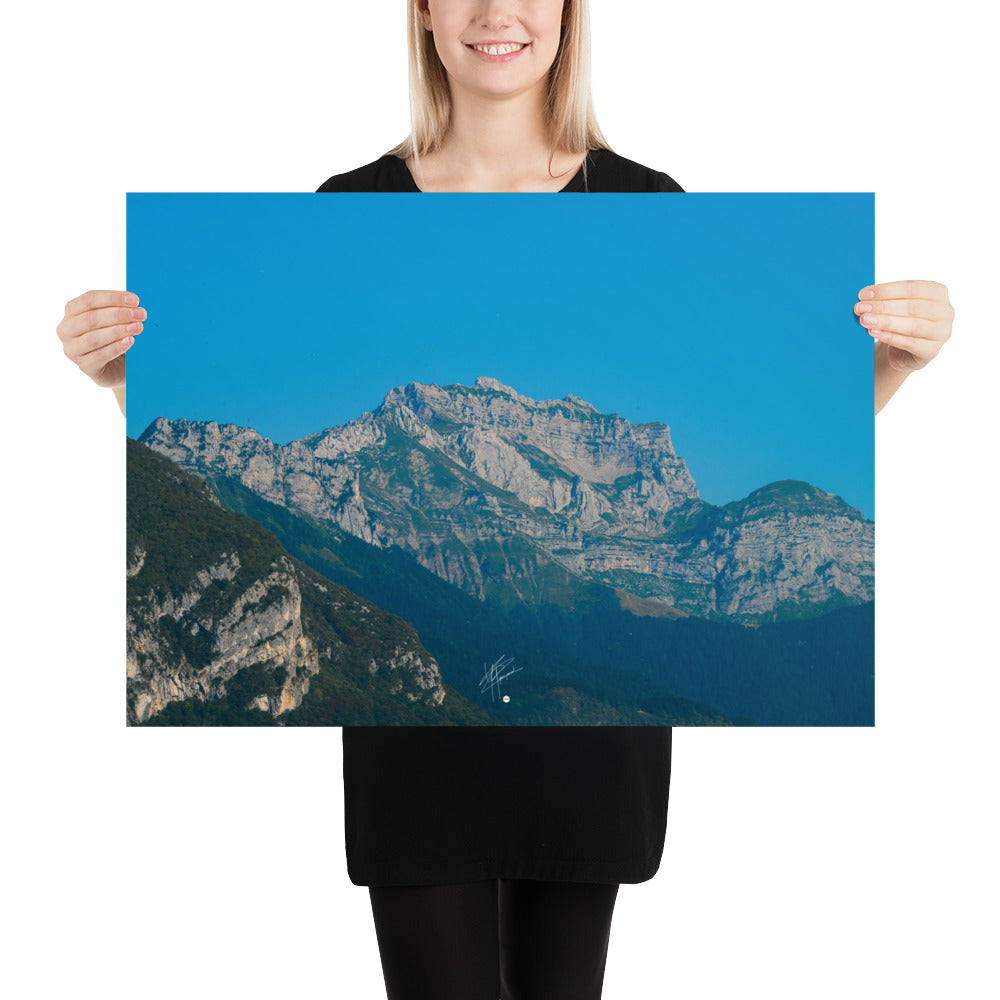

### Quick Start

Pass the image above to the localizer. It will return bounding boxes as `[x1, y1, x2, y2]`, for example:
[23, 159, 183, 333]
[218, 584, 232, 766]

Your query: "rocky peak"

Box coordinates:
[563, 393, 598, 413]
[367, 379, 698, 498]
[474, 375, 520, 397]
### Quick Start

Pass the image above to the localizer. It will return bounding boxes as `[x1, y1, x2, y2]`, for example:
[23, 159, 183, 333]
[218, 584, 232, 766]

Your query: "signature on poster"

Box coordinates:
[479, 654, 522, 703]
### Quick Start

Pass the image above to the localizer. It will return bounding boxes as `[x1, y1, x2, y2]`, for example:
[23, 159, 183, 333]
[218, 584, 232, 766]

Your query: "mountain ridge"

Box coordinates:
[140, 377, 873, 625]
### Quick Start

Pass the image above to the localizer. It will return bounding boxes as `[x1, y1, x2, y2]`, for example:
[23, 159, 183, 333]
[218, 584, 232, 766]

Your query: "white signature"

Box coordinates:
[478, 654, 523, 702]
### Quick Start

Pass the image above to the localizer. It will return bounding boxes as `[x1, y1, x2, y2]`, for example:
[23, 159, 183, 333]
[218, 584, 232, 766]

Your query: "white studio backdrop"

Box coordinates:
[3, 2, 996, 998]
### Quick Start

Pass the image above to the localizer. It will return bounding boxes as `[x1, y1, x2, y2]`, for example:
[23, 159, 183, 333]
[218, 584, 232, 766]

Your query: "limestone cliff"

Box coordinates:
[126, 439, 449, 724]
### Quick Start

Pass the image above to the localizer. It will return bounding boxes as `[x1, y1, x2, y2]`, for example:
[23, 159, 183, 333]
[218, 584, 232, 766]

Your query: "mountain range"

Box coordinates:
[141, 377, 873, 625]
[129, 378, 874, 726]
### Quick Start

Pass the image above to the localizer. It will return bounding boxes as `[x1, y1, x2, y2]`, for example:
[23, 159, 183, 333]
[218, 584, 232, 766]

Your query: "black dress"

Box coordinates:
[317, 149, 683, 887]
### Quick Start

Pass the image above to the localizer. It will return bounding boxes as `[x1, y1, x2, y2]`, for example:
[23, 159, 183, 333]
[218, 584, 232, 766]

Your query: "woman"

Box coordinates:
[56, 2, 953, 997]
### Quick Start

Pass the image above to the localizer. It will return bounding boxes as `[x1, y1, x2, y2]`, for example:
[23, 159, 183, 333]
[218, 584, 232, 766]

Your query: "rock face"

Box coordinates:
[140, 378, 874, 624]
[126, 439, 446, 724]
[127, 551, 321, 723]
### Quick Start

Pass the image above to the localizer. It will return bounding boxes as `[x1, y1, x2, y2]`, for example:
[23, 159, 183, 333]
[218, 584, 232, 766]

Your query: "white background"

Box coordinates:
[3, 1, 997, 997]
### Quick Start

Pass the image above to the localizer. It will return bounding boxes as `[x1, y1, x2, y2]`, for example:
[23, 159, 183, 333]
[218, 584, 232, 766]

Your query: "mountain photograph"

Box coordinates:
[126, 192, 874, 726]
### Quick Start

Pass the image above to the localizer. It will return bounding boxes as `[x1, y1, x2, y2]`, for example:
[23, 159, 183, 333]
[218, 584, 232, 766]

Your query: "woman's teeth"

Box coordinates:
[470, 43, 527, 55]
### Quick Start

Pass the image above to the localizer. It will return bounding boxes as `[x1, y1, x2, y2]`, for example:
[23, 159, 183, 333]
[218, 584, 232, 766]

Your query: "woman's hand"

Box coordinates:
[857, 280, 954, 415]
[856, 279, 954, 372]
[57, 290, 145, 390]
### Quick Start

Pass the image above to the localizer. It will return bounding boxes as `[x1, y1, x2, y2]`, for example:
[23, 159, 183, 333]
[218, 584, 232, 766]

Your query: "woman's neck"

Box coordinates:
[408, 85, 586, 193]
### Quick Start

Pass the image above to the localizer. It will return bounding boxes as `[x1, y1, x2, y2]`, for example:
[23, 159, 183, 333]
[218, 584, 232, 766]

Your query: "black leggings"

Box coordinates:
[368, 878, 620, 1000]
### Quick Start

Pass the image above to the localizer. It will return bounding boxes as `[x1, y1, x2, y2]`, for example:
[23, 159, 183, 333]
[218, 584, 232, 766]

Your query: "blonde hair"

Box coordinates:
[386, 0, 612, 183]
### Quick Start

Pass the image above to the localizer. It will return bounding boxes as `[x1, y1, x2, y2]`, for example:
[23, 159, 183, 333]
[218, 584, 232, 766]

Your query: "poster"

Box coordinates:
[127, 193, 873, 727]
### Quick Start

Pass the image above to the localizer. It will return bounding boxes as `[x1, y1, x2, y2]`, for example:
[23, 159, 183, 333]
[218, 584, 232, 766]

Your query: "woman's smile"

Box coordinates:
[465, 41, 531, 62]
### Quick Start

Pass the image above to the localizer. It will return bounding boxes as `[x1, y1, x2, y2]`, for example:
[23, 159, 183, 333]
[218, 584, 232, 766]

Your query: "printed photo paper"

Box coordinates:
[126, 192, 874, 727]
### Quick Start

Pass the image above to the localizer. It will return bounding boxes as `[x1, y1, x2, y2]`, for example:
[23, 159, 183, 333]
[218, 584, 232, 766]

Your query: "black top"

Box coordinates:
[317, 148, 683, 887]
[318, 146, 683, 195]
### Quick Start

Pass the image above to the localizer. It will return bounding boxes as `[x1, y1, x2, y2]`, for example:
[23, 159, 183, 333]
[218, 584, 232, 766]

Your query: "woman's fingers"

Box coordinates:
[866, 328, 928, 353]
[867, 324, 944, 371]
[856, 311, 938, 340]
[60, 303, 146, 343]
[858, 279, 950, 303]
[63, 289, 140, 317]
[854, 280, 953, 373]
[57, 289, 145, 388]
[63, 317, 144, 359]
[77, 334, 134, 381]
[854, 295, 953, 323]
[855, 279, 953, 393]
[57, 290, 146, 359]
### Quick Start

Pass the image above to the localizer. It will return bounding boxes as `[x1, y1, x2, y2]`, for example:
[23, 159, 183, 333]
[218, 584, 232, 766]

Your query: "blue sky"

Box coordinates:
[127, 193, 874, 519]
